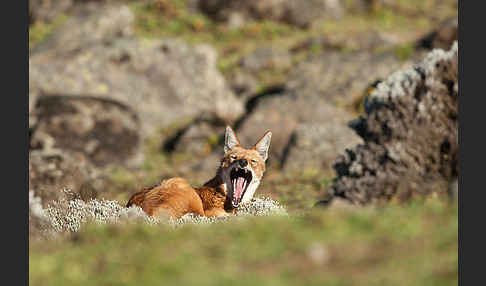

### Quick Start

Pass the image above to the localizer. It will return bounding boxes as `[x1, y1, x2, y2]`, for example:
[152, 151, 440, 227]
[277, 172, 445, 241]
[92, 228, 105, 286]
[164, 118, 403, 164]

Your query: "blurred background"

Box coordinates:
[29, 0, 458, 285]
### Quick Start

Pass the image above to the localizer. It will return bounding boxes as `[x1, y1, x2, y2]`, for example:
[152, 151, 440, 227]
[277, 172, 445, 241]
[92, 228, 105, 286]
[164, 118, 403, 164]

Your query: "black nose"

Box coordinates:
[238, 158, 248, 167]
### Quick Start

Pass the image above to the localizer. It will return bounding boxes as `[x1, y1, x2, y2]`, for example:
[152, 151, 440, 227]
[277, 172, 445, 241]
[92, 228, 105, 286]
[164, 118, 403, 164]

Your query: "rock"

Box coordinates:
[448, 177, 458, 201]
[30, 0, 73, 24]
[290, 31, 400, 53]
[236, 88, 360, 170]
[30, 95, 144, 168]
[31, 3, 135, 55]
[240, 47, 292, 72]
[235, 92, 297, 167]
[228, 70, 259, 100]
[29, 148, 104, 207]
[164, 119, 226, 156]
[283, 119, 362, 172]
[330, 42, 458, 204]
[286, 51, 414, 106]
[236, 50, 411, 171]
[416, 17, 458, 51]
[196, 0, 363, 28]
[29, 191, 52, 239]
[29, 37, 245, 138]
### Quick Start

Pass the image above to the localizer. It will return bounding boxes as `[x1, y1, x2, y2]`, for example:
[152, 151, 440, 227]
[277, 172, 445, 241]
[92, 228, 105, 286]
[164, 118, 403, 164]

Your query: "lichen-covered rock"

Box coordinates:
[31, 95, 144, 168]
[329, 42, 458, 204]
[29, 37, 244, 138]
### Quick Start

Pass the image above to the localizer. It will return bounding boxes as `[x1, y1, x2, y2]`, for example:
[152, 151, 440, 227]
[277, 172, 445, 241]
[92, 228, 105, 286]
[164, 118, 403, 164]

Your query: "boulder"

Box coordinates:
[29, 37, 245, 138]
[285, 51, 413, 106]
[240, 47, 292, 72]
[237, 92, 361, 170]
[228, 70, 259, 100]
[29, 148, 104, 207]
[31, 3, 134, 54]
[236, 50, 412, 171]
[30, 95, 144, 168]
[329, 42, 458, 204]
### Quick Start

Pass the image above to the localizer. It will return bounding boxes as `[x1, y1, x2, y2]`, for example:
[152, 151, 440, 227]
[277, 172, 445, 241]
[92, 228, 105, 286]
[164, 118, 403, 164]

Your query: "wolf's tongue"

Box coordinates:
[234, 177, 245, 199]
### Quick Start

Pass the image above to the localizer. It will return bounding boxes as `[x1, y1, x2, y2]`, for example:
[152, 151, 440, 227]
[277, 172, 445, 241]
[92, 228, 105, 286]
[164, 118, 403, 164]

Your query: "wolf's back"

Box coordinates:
[126, 186, 155, 208]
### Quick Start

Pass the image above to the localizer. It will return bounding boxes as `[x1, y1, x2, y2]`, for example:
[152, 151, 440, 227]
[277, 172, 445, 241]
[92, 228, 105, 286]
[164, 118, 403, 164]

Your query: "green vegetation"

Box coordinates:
[30, 198, 457, 286]
[29, 14, 67, 50]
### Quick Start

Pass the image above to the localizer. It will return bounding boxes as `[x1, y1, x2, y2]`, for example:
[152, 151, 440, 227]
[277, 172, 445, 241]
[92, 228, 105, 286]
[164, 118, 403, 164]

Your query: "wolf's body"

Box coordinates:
[126, 126, 272, 219]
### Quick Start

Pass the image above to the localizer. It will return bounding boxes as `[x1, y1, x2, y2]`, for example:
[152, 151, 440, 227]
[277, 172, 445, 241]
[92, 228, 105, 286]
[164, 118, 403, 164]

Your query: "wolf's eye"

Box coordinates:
[230, 155, 237, 160]
[251, 159, 257, 164]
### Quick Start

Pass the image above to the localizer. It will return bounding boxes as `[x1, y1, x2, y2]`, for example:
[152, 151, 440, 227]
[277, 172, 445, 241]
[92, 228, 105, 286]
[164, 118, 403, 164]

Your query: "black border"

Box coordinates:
[6, 0, 29, 285]
[460, 0, 478, 285]
[24, 1, 463, 286]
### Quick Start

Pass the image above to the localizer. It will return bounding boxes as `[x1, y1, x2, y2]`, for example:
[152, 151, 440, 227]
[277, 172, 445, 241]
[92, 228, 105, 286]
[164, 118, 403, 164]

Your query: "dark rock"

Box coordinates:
[31, 95, 144, 168]
[330, 42, 458, 204]
[416, 17, 458, 51]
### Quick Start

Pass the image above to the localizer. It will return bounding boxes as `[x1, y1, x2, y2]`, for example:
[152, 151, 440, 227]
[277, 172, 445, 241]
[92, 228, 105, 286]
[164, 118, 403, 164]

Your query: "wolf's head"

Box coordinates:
[219, 126, 272, 208]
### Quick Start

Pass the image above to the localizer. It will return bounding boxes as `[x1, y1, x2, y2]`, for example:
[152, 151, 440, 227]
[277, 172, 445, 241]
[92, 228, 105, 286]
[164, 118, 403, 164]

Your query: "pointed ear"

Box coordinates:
[224, 126, 240, 153]
[254, 131, 272, 161]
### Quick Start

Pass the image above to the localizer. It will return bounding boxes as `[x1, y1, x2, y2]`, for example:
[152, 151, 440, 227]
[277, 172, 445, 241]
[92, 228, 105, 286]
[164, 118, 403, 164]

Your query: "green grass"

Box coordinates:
[30, 197, 457, 286]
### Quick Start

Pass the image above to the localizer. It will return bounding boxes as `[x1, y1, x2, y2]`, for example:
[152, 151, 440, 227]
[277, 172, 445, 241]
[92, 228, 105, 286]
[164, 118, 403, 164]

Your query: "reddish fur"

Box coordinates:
[126, 127, 271, 219]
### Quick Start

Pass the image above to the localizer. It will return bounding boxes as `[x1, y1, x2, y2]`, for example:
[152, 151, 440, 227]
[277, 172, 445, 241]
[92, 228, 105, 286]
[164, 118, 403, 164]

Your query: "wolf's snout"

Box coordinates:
[238, 159, 248, 168]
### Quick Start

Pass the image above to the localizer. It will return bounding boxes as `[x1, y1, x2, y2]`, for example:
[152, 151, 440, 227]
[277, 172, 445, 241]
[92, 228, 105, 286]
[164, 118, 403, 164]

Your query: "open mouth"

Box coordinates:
[230, 167, 252, 208]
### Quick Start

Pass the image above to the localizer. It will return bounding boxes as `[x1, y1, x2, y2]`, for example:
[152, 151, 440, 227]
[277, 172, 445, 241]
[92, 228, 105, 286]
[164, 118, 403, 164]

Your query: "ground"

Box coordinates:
[30, 197, 457, 286]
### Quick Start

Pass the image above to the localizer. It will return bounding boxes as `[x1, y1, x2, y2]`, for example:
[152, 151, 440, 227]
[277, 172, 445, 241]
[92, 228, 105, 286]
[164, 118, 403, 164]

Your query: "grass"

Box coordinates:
[30, 197, 458, 286]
